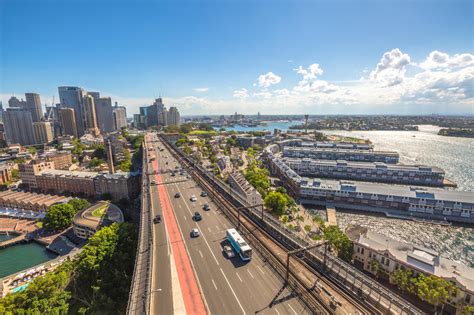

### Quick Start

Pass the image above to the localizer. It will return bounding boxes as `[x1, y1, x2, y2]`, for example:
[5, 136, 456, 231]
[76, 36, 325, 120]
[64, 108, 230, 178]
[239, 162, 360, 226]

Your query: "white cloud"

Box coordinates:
[257, 72, 281, 88]
[233, 88, 249, 99]
[419, 51, 474, 70]
[369, 48, 411, 87]
[193, 87, 210, 92]
[253, 91, 272, 99]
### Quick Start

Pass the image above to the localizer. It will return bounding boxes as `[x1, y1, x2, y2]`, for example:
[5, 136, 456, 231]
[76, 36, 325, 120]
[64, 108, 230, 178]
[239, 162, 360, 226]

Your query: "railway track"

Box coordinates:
[160, 137, 379, 315]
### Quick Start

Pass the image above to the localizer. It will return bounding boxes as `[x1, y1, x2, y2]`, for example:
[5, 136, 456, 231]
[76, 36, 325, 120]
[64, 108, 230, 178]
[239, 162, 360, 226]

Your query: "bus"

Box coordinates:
[226, 228, 252, 261]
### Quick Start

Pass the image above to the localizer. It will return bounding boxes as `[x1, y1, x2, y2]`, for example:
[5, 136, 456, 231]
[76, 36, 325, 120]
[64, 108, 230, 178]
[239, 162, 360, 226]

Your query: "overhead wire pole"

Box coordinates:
[286, 242, 326, 283]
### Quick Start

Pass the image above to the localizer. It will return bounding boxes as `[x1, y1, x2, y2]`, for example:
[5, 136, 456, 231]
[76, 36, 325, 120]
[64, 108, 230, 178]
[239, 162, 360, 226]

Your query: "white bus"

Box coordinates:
[226, 228, 252, 261]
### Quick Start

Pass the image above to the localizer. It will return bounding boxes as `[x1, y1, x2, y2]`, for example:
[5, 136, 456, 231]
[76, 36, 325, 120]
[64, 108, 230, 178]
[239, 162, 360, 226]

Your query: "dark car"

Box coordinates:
[174, 192, 181, 198]
[153, 214, 162, 224]
[193, 212, 202, 221]
[203, 203, 210, 211]
[200, 191, 207, 197]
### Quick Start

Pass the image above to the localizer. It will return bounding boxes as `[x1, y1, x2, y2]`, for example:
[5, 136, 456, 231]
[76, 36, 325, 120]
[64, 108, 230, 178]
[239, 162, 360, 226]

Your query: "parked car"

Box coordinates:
[190, 195, 197, 202]
[203, 204, 210, 211]
[153, 214, 161, 224]
[223, 245, 235, 258]
[194, 212, 202, 221]
[175, 192, 181, 198]
[191, 228, 200, 238]
[200, 191, 207, 197]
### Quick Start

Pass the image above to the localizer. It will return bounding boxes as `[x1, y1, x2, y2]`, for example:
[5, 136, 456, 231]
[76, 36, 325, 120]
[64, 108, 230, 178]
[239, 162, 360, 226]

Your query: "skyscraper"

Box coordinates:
[8, 96, 26, 108]
[94, 97, 114, 133]
[3, 108, 35, 145]
[82, 94, 99, 134]
[25, 93, 44, 122]
[167, 106, 180, 126]
[59, 108, 78, 137]
[58, 86, 85, 136]
[113, 105, 127, 130]
[33, 121, 54, 144]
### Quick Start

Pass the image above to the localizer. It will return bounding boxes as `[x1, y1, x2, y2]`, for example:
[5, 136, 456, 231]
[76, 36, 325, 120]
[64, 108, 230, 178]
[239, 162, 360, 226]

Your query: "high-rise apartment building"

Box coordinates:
[25, 93, 44, 122]
[58, 86, 85, 136]
[94, 97, 114, 133]
[167, 106, 180, 126]
[33, 121, 54, 144]
[3, 108, 36, 145]
[112, 105, 127, 130]
[8, 96, 26, 108]
[82, 94, 98, 133]
[19, 160, 55, 190]
[59, 108, 78, 137]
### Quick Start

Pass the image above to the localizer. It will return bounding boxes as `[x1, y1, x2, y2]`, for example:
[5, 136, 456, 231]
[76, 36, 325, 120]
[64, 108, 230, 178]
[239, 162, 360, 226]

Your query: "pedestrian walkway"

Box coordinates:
[326, 206, 337, 226]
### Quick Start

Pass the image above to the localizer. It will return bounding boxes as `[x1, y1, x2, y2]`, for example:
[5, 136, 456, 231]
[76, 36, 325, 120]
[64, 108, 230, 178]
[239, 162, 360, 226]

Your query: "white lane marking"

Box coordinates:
[247, 270, 254, 279]
[207, 227, 212, 233]
[183, 216, 187, 221]
[199, 250, 204, 258]
[220, 268, 246, 315]
[236, 273, 243, 282]
[275, 308, 280, 315]
[212, 279, 218, 290]
[288, 304, 297, 315]
[215, 225, 219, 231]
[257, 265, 265, 275]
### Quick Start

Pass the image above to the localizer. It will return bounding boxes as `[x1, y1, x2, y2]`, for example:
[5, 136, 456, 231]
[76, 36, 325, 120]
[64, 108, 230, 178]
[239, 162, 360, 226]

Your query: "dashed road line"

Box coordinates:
[236, 273, 243, 282]
[212, 279, 218, 290]
[288, 304, 297, 315]
[247, 270, 254, 279]
[257, 265, 265, 275]
[199, 250, 204, 258]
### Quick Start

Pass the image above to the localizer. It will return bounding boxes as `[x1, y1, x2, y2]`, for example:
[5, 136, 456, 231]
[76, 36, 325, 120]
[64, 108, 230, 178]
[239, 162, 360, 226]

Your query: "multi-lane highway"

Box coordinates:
[146, 133, 308, 314]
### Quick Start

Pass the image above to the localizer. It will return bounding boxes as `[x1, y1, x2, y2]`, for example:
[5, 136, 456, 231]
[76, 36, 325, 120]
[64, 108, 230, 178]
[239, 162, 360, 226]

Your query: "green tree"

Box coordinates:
[370, 260, 383, 279]
[390, 269, 414, 293]
[304, 225, 312, 233]
[322, 225, 353, 262]
[175, 137, 188, 147]
[71, 139, 85, 156]
[280, 215, 289, 224]
[275, 186, 287, 194]
[264, 191, 288, 215]
[28, 147, 37, 155]
[68, 198, 91, 212]
[0, 263, 72, 314]
[245, 162, 270, 197]
[88, 157, 105, 168]
[11, 169, 19, 180]
[43, 203, 77, 231]
[461, 306, 474, 315]
[179, 123, 193, 134]
[412, 274, 457, 312]
[91, 144, 106, 159]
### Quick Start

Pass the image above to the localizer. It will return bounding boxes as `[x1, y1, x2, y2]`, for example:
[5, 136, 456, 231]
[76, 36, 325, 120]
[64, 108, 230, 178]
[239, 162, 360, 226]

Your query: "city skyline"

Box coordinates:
[1, 0, 473, 116]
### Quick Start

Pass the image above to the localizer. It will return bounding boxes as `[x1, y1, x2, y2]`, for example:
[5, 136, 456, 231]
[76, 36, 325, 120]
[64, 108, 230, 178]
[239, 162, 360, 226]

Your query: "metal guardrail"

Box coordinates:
[127, 143, 153, 315]
[167, 139, 424, 315]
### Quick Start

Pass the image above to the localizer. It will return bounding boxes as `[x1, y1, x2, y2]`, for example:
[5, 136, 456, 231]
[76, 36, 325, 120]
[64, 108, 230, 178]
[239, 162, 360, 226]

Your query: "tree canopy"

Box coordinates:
[264, 191, 289, 215]
[68, 198, 91, 212]
[43, 203, 77, 231]
[322, 225, 353, 262]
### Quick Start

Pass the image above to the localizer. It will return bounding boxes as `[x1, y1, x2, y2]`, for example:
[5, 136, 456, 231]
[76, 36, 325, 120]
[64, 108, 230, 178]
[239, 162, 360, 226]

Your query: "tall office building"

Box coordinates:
[0, 102, 4, 122]
[167, 106, 180, 126]
[3, 108, 35, 145]
[59, 108, 78, 137]
[25, 93, 44, 122]
[82, 94, 98, 133]
[94, 97, 114, 133]
[58, 86, 85, 136]
[112, 105, 127, 130]
[33, 121, 54, 144]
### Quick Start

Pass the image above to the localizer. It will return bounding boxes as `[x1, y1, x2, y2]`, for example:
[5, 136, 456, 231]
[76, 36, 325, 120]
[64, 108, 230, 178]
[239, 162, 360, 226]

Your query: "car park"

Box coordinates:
[153, 214, 161, 224]
[223, 245, 235, 258]
[193, 212, 202, 221]
[203, 204, 210, 211]
[190, 195, 197, 202]
[191, 228, 200, 238]
[174, 192, 181, 198]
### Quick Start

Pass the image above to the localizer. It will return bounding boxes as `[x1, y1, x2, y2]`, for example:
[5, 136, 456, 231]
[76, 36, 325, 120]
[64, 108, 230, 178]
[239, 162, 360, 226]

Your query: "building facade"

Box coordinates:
[36, 170, 97, 197]
[94, 97, 114, 133]
[113, 105, 127, 130]
[3, 108, 36, 145]
[19, 160, 55, 190]
[228, 171, 263, 206]
[33, 121, 54, 144]
[25, 93, 44, 122]
[45, 151, 73, 170]
[82, 94, 98, 133]
[58, 86, 85, 136]
[59, 108, 78, 138]
[0, 164, 13, 185]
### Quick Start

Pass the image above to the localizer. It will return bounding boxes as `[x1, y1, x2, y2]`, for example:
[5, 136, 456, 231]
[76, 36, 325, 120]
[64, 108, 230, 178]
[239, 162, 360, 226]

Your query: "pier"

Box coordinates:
[326, 205, 338, 226]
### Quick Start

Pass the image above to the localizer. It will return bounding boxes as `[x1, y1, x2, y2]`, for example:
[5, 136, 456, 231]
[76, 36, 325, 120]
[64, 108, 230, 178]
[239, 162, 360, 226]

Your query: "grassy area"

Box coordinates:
[189, 130, 217, 136]
[35, 221, 43, 228]
[92, 204, 108, 218]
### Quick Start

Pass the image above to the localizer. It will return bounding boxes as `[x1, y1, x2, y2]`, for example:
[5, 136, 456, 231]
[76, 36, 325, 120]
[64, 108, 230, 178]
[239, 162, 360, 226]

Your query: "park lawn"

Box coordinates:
[189, 130, 217, 136]
[92, 204, 108, 217]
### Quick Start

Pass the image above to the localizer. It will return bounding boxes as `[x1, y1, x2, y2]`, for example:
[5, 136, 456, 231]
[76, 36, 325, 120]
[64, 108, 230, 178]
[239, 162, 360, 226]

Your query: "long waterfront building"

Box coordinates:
[267, 148, 474, 224]
[283, 146, 399, 164]
[282, 157, 446, 187]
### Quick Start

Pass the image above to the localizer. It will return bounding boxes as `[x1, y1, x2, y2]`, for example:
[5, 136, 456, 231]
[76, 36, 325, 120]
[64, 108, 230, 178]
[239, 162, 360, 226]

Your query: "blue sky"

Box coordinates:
[1, 0, 473, 115]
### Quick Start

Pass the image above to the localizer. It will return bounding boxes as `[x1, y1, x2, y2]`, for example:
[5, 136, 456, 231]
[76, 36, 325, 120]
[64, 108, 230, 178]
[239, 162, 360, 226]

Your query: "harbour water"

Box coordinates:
[219, 120, 304, 133]
[0, 242, 57, 278]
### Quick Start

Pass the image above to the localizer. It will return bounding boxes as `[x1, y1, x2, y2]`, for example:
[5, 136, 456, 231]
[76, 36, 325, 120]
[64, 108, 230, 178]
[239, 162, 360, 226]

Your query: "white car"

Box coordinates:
[190, 195, 197, 202]
[191, 228, 200, 238]
[223, 245, 235, 258]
